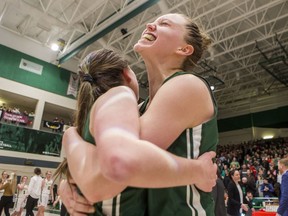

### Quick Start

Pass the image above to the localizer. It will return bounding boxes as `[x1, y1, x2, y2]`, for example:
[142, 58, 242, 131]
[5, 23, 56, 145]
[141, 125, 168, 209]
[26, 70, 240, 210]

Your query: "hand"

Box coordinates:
[53, 201, 57, 207]
[241, 203, 248, 212]
[58, 179, 94, 216]
[195, 151, 217, 192]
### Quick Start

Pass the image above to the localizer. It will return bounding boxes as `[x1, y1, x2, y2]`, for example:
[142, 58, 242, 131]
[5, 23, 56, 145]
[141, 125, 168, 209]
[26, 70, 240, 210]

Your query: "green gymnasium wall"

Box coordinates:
[1, 44, 287, 133]
[0, 44, 74, 99]
[218, 106, 288, 132]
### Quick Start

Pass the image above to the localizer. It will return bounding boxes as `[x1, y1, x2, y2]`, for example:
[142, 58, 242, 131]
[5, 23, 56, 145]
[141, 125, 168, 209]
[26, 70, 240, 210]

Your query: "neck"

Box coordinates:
[145, 60, 182, 101]
[282, 168, 288, 173]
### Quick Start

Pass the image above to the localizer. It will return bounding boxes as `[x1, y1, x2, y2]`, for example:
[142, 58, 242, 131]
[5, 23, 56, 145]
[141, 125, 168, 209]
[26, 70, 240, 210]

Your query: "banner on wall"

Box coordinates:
[67, 73, 79, 98]
[2, 112, 29, 124]
[43, 120, 63, 131]
[0, 123, 62, 157]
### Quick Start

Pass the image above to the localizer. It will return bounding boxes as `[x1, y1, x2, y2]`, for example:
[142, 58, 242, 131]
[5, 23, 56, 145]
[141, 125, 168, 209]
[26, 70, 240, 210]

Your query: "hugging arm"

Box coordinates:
[65, 86, 216, 203]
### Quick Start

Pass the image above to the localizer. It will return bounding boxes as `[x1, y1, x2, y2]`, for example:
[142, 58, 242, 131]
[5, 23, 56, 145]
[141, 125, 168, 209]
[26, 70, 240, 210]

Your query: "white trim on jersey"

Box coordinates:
[191, 185, 206, 216]
[115, 193, 121, 216]
[186, 129, 196, 216]
[102, 198, 113, 216]
[186, 127, 207, 216]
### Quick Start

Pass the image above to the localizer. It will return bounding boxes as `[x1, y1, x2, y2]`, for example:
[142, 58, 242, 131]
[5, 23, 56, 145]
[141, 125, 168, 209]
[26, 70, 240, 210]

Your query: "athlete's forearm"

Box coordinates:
[96, 128, 204, 188]
[63, 128, 126, 203]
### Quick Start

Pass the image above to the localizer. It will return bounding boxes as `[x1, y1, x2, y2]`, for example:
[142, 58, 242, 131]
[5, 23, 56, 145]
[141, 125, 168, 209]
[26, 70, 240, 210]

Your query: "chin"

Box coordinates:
[133, 43, 146, 53]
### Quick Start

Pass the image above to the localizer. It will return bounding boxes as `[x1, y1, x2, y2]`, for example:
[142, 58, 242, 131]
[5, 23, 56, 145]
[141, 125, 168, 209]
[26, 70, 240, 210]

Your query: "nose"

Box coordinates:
[146, 22, 156, 31]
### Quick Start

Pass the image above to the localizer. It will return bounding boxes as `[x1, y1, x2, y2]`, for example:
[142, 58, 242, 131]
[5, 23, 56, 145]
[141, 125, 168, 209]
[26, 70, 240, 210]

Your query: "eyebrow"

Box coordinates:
[157, 18, 171, 24]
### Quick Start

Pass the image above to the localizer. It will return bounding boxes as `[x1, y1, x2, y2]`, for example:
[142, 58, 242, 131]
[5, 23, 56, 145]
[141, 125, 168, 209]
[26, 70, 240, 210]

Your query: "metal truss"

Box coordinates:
[1, 0, 288, 117]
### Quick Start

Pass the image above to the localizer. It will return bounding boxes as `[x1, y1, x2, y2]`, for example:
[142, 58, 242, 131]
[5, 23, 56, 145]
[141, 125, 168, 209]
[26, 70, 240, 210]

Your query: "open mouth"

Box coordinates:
[142, 33, 156, 41]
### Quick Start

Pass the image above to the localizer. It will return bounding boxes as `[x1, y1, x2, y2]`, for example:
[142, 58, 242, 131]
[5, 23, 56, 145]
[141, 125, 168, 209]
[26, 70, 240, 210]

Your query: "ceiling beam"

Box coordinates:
[58, 0, 160, 64]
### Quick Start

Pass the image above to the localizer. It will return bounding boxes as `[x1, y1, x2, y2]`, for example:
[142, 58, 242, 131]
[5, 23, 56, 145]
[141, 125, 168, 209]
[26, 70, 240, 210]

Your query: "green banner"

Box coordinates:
[0, 123, 62, 157]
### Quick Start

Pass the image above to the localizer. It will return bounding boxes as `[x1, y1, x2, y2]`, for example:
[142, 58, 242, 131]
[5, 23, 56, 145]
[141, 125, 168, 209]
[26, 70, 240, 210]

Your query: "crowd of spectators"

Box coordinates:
[0, 105, 73, 133]
[50, 117, 73, 133]
[216, 137, 288, 201]
[0, 105, 34, 126]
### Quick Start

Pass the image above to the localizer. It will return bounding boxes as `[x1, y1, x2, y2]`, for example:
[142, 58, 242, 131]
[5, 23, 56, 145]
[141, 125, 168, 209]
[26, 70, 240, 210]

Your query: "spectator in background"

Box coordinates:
[52, 117, 59, 132]
[240, 164, 248, 178]
[11, 176, 28, 216]
[260, 178, 274, 198]
[37, 171, 54, 216]
[58, 119, 65, 133]
[244, 191, 255, 216]
[256, 168, 265, 197]
[0, 171, 8, 200]
[28, 111, 35, 126]
[227, 170, 252, 216]
[221, 164, 229, 179]
[212, 169, 227, 216]
[0, 172, 17, 216]
[25, 168, 42, 216]
[276, 157, 288, 216]
[0, 106, 3, 121]
[241, 177, 248, 197]
[223, 169, 231, 189]
[230, 157, 240, 170]
[246, 169, 257, 197]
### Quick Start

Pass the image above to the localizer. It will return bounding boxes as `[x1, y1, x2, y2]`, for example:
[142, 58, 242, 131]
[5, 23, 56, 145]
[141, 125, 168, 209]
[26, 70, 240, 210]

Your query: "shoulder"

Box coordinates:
[95, 86, 137, 108]
[228, 181, 236, 189]
[90, 85, 140, 138]
[161, 74, 210, 95]
[282, 172, 288, 182]
[158, 74, 213, 107]
[104, 86, 136, 99]
[150, 73, 214, 126]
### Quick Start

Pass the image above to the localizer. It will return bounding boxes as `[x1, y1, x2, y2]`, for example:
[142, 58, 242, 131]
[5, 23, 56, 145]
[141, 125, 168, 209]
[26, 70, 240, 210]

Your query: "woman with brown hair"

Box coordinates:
[60, 12, 219, 216]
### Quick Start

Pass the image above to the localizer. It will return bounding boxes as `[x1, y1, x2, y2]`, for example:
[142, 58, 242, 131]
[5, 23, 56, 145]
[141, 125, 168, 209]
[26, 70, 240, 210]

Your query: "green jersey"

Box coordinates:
[139, 72, 218, 216]
[82, 116, 147, 216]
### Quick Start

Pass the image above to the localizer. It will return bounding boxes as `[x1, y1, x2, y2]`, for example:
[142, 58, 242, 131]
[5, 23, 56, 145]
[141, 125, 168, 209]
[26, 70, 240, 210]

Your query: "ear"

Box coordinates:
[122, 67, 131, 83]
[176, 44, 194, 56]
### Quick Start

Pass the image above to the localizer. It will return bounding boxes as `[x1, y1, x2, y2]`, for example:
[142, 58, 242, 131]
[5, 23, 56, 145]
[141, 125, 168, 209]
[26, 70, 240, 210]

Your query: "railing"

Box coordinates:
[0, 122, 62, 157]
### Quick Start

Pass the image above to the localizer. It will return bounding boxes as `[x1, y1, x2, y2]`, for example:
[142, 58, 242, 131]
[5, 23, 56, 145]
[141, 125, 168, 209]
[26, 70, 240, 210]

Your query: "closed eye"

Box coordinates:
[160, 21, 169, 26]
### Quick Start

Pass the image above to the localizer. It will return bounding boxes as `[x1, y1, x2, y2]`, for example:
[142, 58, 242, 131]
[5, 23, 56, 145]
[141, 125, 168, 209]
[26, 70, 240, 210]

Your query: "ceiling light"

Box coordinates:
[51, 43, 59, 51]
[50, 38, 65, 52]
[263, 135, 274, 140]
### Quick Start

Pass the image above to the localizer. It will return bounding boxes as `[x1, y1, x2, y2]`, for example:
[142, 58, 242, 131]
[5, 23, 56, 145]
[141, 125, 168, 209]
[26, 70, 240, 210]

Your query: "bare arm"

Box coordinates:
[50, 184, 54, 202]
[65, 86, 216, 202]
[17, 183, 25, 190]
[140, 74, 215, 150]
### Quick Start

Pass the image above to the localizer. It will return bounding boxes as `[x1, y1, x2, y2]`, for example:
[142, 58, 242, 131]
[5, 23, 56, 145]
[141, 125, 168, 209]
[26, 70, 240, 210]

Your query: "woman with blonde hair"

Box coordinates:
[11, 176, 28, 216]
[60, 12, 219, 216]
[0, 172, 17, 216]
[0, 171, 8, 200]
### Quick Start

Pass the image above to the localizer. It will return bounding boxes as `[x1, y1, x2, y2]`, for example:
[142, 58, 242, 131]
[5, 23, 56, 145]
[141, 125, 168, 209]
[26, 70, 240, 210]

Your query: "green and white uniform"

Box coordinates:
[139, 72, 218, 216]
[82, 116, 147, 216]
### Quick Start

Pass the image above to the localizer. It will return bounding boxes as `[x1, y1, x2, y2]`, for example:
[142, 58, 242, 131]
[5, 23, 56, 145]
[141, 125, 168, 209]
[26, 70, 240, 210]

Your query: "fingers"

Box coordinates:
[197, 151, 216, 163]
[69, 198, 95, 214]
[71, 186, 93, 205]
[60, 180, 94, 215]
[201, 151, 216, 159]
